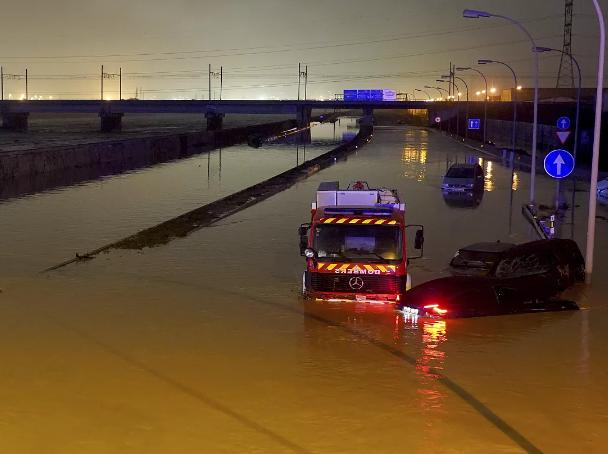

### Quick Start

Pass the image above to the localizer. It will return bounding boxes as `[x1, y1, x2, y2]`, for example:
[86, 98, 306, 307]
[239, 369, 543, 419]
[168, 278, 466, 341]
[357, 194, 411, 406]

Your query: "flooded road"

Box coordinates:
[0, 118, 355, 273]
[1, 126, 607, 453]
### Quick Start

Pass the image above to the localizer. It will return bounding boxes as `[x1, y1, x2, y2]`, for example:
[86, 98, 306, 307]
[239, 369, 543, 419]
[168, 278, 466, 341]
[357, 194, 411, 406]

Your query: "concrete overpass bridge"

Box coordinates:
[0, 99, 439, 132]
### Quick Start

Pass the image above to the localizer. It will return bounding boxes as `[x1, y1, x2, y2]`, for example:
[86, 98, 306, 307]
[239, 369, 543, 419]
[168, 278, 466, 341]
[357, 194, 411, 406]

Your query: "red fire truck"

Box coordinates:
[300, 181, 424, 304]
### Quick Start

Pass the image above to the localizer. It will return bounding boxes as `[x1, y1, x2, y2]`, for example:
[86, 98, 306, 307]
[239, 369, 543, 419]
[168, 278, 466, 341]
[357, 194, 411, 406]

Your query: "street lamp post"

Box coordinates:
[479, 59, 518, 155]
[457, 67, 488, 144]
[535, 47, 582, 163]
[584, 0, 605, 281]
[438, 79, 460, 138]
[425, 85, 445, 100]
[415, 88, 431, 100]
[426, 86, 449, 132]
[463, 8, 539, 205]
[451, 75, 469, 139]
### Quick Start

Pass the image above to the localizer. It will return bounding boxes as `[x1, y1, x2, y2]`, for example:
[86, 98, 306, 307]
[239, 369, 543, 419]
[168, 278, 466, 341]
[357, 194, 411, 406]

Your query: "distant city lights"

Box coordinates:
[517, 86, 522, 90]
[490, 88, 496, 93]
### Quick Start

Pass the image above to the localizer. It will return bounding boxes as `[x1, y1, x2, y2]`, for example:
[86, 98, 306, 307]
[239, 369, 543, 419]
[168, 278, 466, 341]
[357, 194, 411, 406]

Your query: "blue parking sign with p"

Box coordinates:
[469, 119, 480, 130]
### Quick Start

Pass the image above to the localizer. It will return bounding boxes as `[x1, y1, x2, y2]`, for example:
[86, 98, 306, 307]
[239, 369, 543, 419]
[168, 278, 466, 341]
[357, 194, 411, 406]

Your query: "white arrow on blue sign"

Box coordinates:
[468, 119, 480, 130]
[557, 117, 571, 130]
[544, 149, 575, 179]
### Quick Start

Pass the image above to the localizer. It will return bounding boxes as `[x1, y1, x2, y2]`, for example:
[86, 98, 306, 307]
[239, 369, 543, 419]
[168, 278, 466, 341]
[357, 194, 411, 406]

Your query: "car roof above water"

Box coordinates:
[449, 163, 478, 168]
[459, 241, 516, 254]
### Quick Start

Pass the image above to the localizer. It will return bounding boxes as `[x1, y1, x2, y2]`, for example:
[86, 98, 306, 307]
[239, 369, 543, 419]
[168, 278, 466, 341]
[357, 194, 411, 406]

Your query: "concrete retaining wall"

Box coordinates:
[0, 120, 296, 182]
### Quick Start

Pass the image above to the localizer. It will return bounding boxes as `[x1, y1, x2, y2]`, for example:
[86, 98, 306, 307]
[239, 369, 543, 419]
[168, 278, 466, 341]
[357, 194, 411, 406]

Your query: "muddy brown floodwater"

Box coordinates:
[1, 126, 607, 453]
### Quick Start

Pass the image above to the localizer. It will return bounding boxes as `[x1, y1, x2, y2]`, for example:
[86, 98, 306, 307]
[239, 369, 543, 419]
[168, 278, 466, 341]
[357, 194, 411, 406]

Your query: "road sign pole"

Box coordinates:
[586, 0, 605, 282]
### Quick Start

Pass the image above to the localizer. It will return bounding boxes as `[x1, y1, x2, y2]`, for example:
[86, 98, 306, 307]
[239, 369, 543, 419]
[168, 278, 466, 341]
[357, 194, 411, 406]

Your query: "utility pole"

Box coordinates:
[304, 65, 308, 100]
[119, 68, 122, 100]
[448, 62, 452, 98]
[298, 63, 301, 100]
[1, 67, 3, 101]
[25, 69, 28, 100]
[220, 66, 223, 100]
[208, 64, 211, 101]
[557, 1, 575, 88]
[101, 65, 104, 101]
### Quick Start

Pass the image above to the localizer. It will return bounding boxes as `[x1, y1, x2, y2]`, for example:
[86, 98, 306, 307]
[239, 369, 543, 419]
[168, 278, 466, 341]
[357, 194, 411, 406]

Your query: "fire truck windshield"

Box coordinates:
[313, 224, 403, 264]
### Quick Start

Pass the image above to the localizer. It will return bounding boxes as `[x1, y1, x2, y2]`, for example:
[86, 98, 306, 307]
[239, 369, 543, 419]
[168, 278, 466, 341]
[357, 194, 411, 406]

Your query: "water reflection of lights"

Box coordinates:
[417, 319, 448, 378]
[402, 147, 427, 180]
[416, 319, 448, 431]
[484, 161, 494, 191]
[512, 172, 519, 191]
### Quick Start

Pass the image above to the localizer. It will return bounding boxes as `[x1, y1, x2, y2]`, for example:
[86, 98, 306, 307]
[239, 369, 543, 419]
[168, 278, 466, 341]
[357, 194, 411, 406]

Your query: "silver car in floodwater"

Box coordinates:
[442, 163, 484, 192]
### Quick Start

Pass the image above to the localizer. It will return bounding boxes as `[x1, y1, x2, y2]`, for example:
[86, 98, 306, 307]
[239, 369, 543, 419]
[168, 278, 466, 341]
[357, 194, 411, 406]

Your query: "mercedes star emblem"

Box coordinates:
[349, 277, 364, 290]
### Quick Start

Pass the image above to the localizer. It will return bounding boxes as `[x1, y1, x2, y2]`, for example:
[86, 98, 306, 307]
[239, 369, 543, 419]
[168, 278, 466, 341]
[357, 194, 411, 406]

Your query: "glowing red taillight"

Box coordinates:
[423, 303, 447, 315]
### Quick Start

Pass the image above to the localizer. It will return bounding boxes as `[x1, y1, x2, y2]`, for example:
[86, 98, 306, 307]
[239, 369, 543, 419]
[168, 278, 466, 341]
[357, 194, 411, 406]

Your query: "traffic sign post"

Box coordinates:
[468, 119, 480, 130]
[557, 116, 571, 130]
[544, 149, 575, 179]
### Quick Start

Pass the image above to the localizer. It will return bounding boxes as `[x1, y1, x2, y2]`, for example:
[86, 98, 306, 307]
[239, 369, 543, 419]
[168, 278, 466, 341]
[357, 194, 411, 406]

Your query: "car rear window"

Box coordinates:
[451, 250, 501, 269]
[493, 252, 551, 278]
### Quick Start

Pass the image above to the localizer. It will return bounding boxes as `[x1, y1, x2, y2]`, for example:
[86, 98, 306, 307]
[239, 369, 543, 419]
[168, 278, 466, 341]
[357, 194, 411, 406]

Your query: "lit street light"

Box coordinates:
[457, 67, 488, 144]
[414, 88, 431, 100]
[447, 74, 470, 139]
[464, 8, 539, 205]
[478, 59, 519, 156]
[534, 47, 582, 163]
[424, 85, 446, 100]
[438, 79, 461, 138]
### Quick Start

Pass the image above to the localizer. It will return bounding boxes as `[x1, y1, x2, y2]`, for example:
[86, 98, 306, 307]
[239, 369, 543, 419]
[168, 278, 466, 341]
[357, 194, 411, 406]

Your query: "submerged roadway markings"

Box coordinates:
[82, 268, 545, 454]
[45, 316, 314, 454]
[41, 125, 373, 274]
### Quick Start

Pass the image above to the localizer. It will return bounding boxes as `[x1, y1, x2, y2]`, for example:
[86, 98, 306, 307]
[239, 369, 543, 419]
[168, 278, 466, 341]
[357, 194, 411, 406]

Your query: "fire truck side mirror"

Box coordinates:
[414, 230, 424, 250]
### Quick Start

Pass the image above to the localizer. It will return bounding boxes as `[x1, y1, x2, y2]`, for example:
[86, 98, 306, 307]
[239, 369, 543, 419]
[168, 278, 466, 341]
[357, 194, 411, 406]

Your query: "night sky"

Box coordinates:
[0, 0, 605, 100]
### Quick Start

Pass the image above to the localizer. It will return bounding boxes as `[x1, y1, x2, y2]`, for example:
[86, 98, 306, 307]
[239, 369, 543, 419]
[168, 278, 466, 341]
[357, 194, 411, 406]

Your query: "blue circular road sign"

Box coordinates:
[557, 117, 571, 130]
[544, 149, 575, 179]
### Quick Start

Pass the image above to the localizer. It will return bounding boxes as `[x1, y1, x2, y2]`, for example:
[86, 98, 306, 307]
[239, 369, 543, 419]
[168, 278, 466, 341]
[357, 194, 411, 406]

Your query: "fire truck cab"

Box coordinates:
[299, 181, 424, 304]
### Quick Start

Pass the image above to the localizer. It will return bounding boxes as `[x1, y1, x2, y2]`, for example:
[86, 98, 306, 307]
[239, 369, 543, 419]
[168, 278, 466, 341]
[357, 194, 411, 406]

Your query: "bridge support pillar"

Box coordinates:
[99, 113, 124, 132]
[205, 112, 224, 131]
[2, 112, 30, 131]
[296, 106, 312, 129]
[361, 108, 374, 127]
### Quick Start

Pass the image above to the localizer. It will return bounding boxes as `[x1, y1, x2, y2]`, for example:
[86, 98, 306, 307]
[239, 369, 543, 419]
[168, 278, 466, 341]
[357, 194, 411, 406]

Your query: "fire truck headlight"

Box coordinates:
[304, 248, 316, 258]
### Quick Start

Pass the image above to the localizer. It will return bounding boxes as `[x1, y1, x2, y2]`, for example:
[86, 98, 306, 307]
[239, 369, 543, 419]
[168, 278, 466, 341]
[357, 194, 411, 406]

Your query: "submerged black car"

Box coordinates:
[488, 239, 585, 291]
[398, 275, 579, 319]
[449, 241, 515, 276]
[400, 239, 585, 319]
[449, 239, 585, 290]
